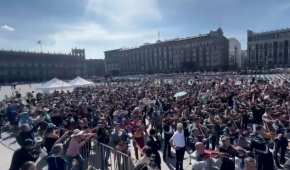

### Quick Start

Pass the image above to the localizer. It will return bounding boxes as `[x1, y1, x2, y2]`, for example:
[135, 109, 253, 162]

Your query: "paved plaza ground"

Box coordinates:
[0, 83, 40, 101]
[0, 141, 13, 170]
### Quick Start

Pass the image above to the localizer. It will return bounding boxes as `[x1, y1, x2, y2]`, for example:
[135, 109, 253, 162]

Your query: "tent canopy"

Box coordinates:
[38, 78, 72, 91]
[69, 76, 95, 87]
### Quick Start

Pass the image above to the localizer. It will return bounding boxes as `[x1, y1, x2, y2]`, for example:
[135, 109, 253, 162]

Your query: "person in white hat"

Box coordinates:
[66, 129, 95, 170]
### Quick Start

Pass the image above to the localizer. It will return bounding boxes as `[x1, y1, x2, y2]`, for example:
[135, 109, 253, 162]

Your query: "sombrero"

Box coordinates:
[71, 129, 84, 138]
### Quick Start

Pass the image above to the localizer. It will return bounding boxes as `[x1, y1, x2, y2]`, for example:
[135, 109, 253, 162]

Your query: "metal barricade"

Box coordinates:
[82, 140, 134, 170]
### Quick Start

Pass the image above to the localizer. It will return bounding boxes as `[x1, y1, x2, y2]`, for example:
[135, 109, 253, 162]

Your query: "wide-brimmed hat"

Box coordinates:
[71, 129, 84, 138]
[43, 107, 50, 112]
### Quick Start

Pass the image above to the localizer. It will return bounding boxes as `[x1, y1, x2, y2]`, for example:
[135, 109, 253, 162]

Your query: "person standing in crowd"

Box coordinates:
[218, 136, 239, 170]
[96, 119, 110, 166]
[6, 101, 18, 129]
[146, 128, 161, 169]
[16, 124, 36, 147]
[272, 120, 285, 135]
[163, 118, 173, 161]
[66, 129, 95, 170]
[251, 104, 265, 132]
[250, 125, 274, 170]
[191, 142, 222, 170]
[170, 123, 186, 170]
[204, 114, 219, 150]
[241, 111, 250, 130]
[10, 139, 39, 170]
[42, 124, 59, 153]
[273, 132, 288, 168]
[96, 119, 110, 144]
[132, 121, 145, 160]
[110, 123, 122, 148]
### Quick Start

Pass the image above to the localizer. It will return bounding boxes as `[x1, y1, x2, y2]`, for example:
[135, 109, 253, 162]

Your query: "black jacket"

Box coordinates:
[9, 148, 37, 170]
[250, 134, 274, 170]
[146, 136, 161, 153]
[146, 136, 161, 167]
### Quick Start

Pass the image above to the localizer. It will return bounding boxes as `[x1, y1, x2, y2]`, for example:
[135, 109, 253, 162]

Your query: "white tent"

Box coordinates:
[69, 76, 95, 87]
[38, 78, 73, 93]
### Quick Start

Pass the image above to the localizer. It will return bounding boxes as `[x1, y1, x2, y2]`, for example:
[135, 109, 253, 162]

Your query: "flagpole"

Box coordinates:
[38, 40, 43, 53]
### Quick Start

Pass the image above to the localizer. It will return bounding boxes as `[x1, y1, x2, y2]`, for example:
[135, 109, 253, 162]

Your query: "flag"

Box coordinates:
[37, 40, 42, 44]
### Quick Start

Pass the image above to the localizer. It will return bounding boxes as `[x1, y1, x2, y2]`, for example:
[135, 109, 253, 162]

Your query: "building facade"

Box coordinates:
[105, 28, 229, 75]
[83, 59, 105, 77]
[0, 49, 85, 83]
[241, 50, 248, 69]
[228, 38, 241, 70]
[247, 28, 290, 69]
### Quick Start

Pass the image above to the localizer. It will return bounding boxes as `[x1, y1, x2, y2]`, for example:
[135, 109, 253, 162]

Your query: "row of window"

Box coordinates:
[249, 41, 289, 49]
[0, 63, 82, 68]
[249, 32, 290, 41]
[107, 53, 224, 71]
[106, 42, 222, 63]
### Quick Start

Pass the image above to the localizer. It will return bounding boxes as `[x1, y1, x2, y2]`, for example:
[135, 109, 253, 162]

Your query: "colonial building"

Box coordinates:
[241, 50, 248, 69]
[247, 28, 290, 69]
[83, 59, 105, 77]
[228, 38, 241, 70]
[105, 28, 229, 75]
[0, 48, 85, 83]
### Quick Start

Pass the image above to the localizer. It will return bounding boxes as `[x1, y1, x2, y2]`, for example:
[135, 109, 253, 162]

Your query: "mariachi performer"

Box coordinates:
[250, 125, 274, 170]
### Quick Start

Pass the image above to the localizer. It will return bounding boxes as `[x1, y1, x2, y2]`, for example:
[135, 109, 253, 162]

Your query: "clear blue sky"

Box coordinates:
[0, 0, 290, 59]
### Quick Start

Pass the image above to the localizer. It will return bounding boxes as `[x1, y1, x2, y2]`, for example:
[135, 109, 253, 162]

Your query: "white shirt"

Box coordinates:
[170, 130, 185, 147]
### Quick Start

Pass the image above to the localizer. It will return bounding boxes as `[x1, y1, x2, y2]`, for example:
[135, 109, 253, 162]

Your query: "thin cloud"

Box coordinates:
[1, 24, 15, 32]
[86, 0, 162, 25]
[48, 22, 157, 58]
[279, 2, 290, 11]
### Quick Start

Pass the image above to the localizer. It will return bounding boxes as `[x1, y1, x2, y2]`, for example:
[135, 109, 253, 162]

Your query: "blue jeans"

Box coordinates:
[67, 154, 84, 170]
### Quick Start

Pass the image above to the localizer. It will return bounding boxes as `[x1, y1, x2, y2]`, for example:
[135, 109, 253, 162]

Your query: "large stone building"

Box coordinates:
[228, 38, 241, 70]
[105, 28, 229, 75]
[241, 50, 248, 69]
[83, 59, 105, 77]
[248, 28, 290, 69]
[0, 49, 85, 83]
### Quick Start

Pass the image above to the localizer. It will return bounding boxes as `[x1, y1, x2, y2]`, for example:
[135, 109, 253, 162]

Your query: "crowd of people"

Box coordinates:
[0, 74, 290, 170]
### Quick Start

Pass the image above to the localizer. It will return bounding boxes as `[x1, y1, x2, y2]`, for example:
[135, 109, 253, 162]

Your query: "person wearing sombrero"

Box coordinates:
[66, 129, 95, 170]
[132, 120, 145, 160]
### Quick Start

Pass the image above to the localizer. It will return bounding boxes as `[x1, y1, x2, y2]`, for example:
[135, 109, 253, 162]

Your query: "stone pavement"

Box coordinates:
[0, 141, 13, 170]
[0, 131, 17, 170]
[0, 83, 40, 101]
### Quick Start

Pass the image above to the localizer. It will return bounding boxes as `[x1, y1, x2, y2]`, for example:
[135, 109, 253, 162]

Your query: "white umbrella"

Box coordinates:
[174, 91, 187, 98]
